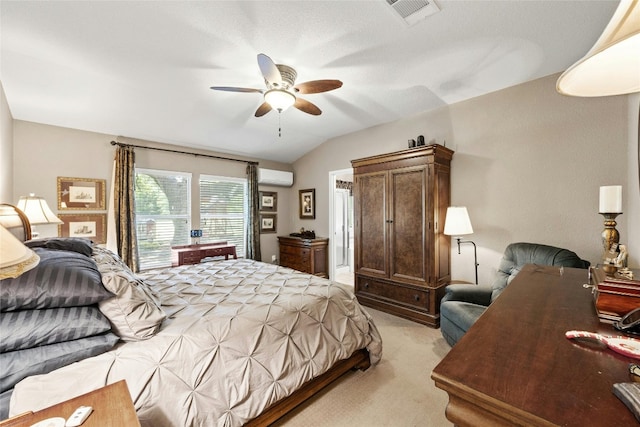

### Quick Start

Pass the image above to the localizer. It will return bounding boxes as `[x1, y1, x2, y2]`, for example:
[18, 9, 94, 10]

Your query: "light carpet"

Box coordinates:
[275, 307, 454, 426]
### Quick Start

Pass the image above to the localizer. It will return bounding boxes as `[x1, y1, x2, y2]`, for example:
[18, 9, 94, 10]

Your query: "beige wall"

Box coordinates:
[0, 82, 13, 202]
[293, 74, 638, 284]
[9, 122, 292, 261]
[9, 73, 639, 281]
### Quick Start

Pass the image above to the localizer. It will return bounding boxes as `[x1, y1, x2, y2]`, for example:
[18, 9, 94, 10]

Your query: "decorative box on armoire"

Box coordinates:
[351, 144, 453, 328]
[278, 236, 329, 278]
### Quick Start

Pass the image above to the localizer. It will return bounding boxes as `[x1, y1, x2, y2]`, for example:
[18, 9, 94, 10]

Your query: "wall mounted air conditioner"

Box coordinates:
[258, 168, 294, 187]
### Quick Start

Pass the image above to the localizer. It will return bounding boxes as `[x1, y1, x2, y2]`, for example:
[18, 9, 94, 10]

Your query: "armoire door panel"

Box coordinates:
[356, 173, 387, 277]
[390, 167, 427, 283]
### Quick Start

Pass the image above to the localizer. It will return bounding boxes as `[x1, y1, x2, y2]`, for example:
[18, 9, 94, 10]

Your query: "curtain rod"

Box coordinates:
[110, 141, 259, 165]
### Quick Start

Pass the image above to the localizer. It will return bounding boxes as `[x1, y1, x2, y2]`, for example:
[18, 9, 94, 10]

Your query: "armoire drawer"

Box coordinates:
[357, 277, 430, 311]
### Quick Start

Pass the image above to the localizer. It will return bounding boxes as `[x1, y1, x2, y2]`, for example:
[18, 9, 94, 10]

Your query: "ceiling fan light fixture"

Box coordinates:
[264, 89, 296, 112]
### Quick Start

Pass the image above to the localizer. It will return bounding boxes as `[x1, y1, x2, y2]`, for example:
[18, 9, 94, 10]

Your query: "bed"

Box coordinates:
[0, 238, 382, 426]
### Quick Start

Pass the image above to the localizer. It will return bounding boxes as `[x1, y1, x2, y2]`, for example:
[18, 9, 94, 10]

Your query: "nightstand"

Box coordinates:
[0, 380, 139, 427]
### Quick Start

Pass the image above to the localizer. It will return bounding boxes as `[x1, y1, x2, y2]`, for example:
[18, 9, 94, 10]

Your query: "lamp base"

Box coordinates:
[601, 212, 621, 251]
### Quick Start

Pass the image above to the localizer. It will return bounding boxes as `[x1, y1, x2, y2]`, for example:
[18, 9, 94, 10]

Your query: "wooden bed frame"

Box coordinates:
[247, 348, 371, 426]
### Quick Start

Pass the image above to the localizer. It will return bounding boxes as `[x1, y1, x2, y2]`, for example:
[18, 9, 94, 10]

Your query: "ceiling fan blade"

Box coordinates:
[294, 97, 322, 115]
[210, 86, 263, 93]
[257, 53, 283, 87]
[294, 79, 343, 94]
[254, 102, 273, 117]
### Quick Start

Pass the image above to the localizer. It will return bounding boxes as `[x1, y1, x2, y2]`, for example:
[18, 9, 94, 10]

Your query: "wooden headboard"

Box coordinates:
[0, 203, 32, 241]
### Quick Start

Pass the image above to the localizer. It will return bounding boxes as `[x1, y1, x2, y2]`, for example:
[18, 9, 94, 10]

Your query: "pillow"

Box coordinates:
[0, 248, 113, 312]
[91, 246, 165, 341]
[0, 332, 119, 393]
[98, 269, 166, 341]
[25, 237, 93, 258]
[0, 306, 112, 352]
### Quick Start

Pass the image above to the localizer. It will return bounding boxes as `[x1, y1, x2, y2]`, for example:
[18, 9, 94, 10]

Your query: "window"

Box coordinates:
[199, 175, 247, 257]
[135, 168, 191, 270]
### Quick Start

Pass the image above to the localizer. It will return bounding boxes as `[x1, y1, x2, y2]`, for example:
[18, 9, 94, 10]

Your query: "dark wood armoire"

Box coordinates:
[351, 144, 453, 327]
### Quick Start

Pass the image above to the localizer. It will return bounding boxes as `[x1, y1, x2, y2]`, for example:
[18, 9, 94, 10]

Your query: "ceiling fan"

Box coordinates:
[210, 53, 342, 117]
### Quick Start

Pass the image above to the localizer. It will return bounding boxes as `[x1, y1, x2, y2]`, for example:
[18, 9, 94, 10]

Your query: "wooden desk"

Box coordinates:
[0, 380, 139, 427]
[171, 242, 237, 266]
[431, 264, 637, 427]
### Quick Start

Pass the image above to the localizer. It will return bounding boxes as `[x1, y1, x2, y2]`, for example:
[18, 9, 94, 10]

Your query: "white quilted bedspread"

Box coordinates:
[10, 259, 382, 426]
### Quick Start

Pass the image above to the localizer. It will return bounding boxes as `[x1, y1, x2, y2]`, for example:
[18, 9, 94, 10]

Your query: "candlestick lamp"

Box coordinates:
[599, 185, 622, 251]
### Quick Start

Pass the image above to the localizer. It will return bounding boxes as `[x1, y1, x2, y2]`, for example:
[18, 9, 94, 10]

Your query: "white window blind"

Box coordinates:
[135, 168, 191, 270]
[199, 175, 247, 257]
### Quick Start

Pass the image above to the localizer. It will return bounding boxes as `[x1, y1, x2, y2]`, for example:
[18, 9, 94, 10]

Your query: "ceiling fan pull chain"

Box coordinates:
[278, 111, 282, 137]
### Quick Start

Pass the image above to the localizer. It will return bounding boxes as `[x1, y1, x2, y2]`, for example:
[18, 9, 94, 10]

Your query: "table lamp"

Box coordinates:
[0, 224, 40, 279]
[599, 185, 622, 251]
[444, 206, 478, 284]
[17, 194, 63, 237]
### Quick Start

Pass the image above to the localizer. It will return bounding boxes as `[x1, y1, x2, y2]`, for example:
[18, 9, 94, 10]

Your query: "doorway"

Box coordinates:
[329, 168, 354, 286]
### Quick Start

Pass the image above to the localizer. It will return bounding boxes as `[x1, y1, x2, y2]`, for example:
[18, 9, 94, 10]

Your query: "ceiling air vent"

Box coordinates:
[385, 0, 440, 26]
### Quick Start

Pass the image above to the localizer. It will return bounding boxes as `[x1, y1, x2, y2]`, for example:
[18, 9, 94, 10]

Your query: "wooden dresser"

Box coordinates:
[352, 145, 453, 327]
[278, 236, 329, 278]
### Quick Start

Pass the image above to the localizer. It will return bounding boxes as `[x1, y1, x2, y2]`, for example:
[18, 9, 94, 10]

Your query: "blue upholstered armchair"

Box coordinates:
[440, 242, 590, 347]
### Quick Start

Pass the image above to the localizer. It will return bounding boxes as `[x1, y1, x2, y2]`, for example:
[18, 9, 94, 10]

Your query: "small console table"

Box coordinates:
[171, 242, 237, 267]
[431, 264, 636, 426]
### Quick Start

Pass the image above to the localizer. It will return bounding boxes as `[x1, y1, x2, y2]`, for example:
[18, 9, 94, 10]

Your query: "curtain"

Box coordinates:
[246, 163, 261, 261]
[112, 145, 139, 271]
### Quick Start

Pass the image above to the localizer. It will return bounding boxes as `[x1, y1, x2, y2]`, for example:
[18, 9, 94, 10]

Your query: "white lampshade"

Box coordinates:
[557, 0, 640, 96]
[444, 207, 474, 236]
[599, 185, 623, 213]
[16, 194, 62, 225]
[0, 225, 40, 279]
[264, 89, 296, 111]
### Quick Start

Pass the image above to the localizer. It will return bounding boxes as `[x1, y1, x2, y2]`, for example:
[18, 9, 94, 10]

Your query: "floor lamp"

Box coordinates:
[444, 206, 479, 284]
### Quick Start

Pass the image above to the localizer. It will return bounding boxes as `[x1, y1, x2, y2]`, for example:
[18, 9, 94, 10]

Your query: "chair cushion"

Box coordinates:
[442, 284, 493, 306]
[440, 301, 487, 347]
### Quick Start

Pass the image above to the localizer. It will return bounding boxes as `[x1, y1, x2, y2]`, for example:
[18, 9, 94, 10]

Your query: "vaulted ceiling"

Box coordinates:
[1, 1, 618, 163]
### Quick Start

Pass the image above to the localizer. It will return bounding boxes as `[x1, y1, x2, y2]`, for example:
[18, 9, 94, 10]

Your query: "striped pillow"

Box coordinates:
[0, 248, 113, 312]
[0, 306, 112, 352]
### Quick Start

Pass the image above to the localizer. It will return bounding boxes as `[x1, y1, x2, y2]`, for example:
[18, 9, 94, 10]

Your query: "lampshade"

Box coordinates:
[599, 185, 623, 213]
[556, 0, 640, 96]
[443, 206, 474, 236]
[16, 194, 63, 225]
[264, 89, 296, 111]
[0, 225, 40, 279]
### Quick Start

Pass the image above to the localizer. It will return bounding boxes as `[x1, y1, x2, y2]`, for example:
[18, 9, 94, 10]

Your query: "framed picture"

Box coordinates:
[259, 213, 277, 234]
[259, 191, 277, 212]
[299, 188, 316, 219]
[58, 213, 107, 244]
[57, 177, 106, 210]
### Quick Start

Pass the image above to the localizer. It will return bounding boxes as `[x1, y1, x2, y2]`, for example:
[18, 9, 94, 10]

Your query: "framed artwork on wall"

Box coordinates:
[58, 213, 107, 244]
[259, 191, 277, 212]
[259, 213, 277, 234]
[299, 188, 315, 219]
[57, 177, 106, 210]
